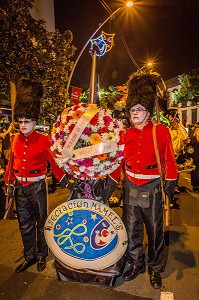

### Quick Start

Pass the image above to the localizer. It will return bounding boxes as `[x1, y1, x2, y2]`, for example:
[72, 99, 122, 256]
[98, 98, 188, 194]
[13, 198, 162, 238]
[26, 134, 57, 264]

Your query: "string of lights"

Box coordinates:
[99, 0, 140, 70]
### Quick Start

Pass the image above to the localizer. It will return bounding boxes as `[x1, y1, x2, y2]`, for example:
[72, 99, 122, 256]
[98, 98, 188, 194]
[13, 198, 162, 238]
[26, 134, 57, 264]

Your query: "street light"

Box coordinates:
[140, 61, 154, 71]
[66, 1, 134, 93]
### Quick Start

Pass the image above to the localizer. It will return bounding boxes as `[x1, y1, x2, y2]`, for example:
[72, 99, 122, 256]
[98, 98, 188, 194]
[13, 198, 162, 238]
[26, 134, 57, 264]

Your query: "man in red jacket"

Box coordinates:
[122, 71, 178, 289]
[5, 79, 68, 273]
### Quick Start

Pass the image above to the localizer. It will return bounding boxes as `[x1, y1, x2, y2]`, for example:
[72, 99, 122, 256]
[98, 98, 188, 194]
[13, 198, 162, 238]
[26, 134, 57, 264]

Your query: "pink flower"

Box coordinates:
[81, 103, 87, 107]
[81, 158, 93, 167]
[103, 115, 112, 126]
[61, 139, 66, 147]
[53, 149, 59, 154]
[83, 127, 91, 135]
[109, 157, 116, 162]
[116, 150, 123, 158]
[55, 133, 60, 140]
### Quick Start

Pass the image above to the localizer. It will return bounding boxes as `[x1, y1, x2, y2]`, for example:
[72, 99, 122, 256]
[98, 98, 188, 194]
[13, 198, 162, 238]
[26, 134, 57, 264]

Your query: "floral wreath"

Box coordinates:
[51, 102, 125, 180]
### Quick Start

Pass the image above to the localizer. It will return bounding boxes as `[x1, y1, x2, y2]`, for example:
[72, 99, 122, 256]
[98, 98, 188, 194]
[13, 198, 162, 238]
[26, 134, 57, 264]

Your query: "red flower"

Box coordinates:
[68, 124, 75, 132]
[74, 105, 80, 110]
[99, 126, 108, 134]
[90, 115, 98, 125]
[66, 116, 71, 123]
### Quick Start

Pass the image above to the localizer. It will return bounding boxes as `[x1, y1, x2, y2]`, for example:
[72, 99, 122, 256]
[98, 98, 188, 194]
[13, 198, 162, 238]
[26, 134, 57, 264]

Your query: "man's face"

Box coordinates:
[18, 118, 35, 136]
[129, 104, 150, 126]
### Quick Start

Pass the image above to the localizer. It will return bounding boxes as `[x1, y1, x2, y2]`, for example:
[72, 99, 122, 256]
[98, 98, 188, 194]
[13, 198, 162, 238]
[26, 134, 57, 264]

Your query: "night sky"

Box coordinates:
[54, 0, 199, 89]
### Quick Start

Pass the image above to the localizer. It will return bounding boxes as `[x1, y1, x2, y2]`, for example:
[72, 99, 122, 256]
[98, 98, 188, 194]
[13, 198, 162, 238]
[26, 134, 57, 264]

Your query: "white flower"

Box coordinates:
[101, 133, 108, 142]
[79, 166, 85, 172]
[97, 164, 104, 171]
[108, 123, 114, 131]
[104, 160, 111, 166]
[81, 134, 90, 143]
[90, 125, 98, 132]
[93, 158, 100, 165]
[109, 151, 117, 157]
[119, 145, 125, 151]
[106, 109, 113, 116]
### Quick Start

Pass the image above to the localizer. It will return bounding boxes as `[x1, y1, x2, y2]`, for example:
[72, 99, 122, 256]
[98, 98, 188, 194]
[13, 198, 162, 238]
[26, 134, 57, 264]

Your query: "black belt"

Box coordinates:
[14, 169, 41, 174]
[126, 163, 158, 170]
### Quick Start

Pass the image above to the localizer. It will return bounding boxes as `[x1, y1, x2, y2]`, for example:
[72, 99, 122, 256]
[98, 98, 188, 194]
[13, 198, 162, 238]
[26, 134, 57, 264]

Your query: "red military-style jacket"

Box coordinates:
[4, 130, 66, 186]
[110, 121, 178, 186]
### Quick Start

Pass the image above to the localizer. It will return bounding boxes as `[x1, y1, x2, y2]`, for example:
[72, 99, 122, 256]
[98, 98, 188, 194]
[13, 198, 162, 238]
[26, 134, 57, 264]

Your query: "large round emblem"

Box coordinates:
[45, 199, 128, 270]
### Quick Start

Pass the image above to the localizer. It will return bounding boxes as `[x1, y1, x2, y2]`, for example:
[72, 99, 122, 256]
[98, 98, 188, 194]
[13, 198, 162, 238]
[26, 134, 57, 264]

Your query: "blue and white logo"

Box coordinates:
[45, 199, 128, 270]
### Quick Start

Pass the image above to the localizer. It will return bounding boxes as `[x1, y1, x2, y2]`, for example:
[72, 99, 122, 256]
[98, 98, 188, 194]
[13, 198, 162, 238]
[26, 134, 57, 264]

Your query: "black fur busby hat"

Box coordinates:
[125, 70, 167, 116]
[14, 79, 43, 122]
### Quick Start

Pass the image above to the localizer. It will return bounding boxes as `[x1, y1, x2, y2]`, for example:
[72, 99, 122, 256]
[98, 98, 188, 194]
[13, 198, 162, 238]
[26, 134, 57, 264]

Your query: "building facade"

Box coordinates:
[165, 76, 199, 128]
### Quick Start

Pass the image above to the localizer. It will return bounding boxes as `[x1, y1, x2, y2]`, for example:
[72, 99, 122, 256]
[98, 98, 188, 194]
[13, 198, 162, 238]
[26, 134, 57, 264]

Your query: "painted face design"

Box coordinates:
[18, 118, 35, 135]
[129, 104, 149, 126]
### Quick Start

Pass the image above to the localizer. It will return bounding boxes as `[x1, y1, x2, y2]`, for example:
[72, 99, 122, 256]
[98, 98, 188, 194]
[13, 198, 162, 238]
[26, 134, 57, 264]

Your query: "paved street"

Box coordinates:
[0, 172, 199, 300]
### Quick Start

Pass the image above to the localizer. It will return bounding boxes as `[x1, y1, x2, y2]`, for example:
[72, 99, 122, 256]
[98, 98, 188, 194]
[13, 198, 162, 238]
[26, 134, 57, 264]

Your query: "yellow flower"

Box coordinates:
[107, 132, 115, 141]
[51, 127, 56, 134]
[90, 133, 102, 145]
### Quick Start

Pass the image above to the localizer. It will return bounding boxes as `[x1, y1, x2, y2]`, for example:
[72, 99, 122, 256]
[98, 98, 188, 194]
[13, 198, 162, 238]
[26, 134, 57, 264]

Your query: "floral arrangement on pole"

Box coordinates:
[51, 102, 125, 180]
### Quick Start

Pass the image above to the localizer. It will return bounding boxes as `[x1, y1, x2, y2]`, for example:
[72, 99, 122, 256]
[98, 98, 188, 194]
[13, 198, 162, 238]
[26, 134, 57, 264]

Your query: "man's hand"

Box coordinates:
[164, 179, 177, 201]
[60, 174, 75, 190]
[102, 176, 118, 205]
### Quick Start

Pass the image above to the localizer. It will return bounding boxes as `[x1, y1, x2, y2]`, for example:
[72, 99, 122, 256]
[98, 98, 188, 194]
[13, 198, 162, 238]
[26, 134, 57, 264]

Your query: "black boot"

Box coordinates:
[37, 256, 46, 272]
[15, 257, 37, 273]
[123, 263, 145, 281]
[170, 198, 180, 209]
[148, 269, 162, 289]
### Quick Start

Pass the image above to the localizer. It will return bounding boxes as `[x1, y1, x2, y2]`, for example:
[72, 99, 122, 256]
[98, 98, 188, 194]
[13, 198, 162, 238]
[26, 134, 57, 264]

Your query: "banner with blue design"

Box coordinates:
[45, 199, 128, 270]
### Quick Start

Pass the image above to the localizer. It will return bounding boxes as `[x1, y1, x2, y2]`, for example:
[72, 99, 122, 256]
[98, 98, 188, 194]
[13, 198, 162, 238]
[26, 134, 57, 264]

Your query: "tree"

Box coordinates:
[0, 0, 75, 120]
[172, 68, 199, 104]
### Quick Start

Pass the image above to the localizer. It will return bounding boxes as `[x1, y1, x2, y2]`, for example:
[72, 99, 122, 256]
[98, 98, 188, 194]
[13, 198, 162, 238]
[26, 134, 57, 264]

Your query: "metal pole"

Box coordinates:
[89, 51, 97, 104]
[66, 7, 121, 94]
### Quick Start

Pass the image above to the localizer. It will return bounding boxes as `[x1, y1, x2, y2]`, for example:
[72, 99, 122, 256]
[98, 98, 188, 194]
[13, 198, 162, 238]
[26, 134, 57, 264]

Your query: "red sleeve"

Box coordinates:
[44, 137, 66, 182]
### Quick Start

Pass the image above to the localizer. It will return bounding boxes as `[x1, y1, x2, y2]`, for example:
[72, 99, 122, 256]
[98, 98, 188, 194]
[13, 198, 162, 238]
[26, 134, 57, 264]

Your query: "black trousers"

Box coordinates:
[15, 179, 48, 260]
[191, 163, 199, 186]
[122, 180, 165, 272]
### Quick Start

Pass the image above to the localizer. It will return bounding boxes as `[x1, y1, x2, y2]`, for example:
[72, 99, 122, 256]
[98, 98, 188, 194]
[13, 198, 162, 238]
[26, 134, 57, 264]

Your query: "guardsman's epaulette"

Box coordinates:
[36, 130, 49, 136]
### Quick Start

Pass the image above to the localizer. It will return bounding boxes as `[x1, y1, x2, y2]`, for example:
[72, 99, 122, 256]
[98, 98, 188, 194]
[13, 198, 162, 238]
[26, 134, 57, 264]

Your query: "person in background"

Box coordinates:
[2, 124, 17, 166]
[0, 136, 6, 219]
[121, 71, 178, 289]
[4, 79, 69, 273]
[167, 109, 188, 164]
[0, 123, 15, 139]
[164, 108, 189, 206]
[189, 127, 199, 191]
[189, 122, 199, 139]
